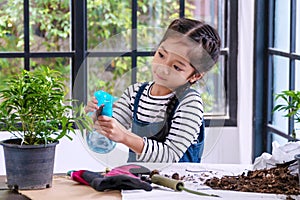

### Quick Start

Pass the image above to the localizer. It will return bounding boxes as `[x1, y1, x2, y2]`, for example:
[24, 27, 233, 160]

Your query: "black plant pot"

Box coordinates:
[0, 138, 58, 190]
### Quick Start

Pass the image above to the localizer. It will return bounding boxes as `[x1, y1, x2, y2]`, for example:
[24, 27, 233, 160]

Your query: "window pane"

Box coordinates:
[0, 58, 23, 106]
[195, 56, 226, 115]
[185, 0, 220, 27]
[137, 1, 179, 51]
[296, 60, 300, 91]
[185, 0, 225, 115]
[137, 57, 152, 83]
[31, 57, 71, 99]
[0, 1, 24, 52]
[90, 29, 132, 53]
[87, 0, 131, 51]
[270, 133, 288, 146]
[272, 56, 289, 133]
[136, 27, 165, 52]
[185, 0, 224, 48]
[30, 0, 70, 52]
[274, 0, 290, 51]
[296, 60, 300, 138]
[273, 56, 289, 96]
[0, 58, 24, 85]
[296, 1, 300, 53]
[87, 57, 132, 98]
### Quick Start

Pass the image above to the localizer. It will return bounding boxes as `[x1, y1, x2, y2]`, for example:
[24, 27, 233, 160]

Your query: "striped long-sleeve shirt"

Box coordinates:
[113, 82, 204, 162]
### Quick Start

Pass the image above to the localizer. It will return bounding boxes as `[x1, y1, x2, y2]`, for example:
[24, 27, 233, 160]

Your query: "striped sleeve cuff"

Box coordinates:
[136, 137, 148, 161]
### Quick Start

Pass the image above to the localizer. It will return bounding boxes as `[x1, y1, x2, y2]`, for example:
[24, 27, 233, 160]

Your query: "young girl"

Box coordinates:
[85, 18, 221, 163]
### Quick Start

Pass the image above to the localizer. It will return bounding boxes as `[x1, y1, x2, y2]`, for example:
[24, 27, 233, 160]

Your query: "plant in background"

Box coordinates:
[273, 90, 300, 139]
[0, 67, 92, 145]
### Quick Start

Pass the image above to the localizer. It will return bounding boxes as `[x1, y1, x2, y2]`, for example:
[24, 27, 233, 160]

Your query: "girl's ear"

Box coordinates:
[189, 72, 205, 84]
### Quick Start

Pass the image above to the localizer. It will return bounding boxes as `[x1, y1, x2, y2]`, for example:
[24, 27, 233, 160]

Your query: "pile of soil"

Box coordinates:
[204, 165, 300, 196]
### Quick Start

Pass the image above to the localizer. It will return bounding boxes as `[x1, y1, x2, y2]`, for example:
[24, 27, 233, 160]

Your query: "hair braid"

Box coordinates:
[161, 18, 221, 73]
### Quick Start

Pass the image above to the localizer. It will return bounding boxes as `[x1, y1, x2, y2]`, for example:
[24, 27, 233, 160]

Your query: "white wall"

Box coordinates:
[237, 0, 255, 164]
[0, 1, 255, 175]
[202, 0, 255, 164]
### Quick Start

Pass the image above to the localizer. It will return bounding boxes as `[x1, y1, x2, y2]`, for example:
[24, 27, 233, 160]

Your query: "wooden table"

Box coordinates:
[0, 176, 30, 200]
[0, 175, 121, 200]
[1, 163, 298, 200]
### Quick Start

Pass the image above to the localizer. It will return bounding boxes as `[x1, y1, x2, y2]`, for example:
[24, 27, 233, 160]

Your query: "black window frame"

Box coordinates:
[253, 0, 300, 159]
[0, 0, 238, 128]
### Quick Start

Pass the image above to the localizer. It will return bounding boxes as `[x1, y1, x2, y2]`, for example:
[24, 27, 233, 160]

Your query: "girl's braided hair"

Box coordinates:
[160, 18, 221, 73]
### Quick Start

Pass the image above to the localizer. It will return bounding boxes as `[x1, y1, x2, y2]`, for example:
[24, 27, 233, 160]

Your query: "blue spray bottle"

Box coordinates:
[86, 90, 116, 154]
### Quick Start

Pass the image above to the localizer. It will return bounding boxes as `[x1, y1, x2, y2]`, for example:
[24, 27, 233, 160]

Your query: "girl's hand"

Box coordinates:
[94, 115, 127, 143]
[84, 96, 98, 122]
[94, 116, 144, 154]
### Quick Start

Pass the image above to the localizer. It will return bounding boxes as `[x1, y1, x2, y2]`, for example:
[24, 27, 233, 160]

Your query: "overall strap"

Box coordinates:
[168, 88, 195, 123]
[133, 82, 149, 119]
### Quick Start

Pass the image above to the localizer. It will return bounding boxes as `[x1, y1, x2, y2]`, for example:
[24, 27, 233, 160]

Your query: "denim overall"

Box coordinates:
[128, 82, 204, 163]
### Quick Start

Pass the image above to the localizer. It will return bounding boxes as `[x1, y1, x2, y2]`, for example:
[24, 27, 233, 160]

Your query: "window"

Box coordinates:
[253, 0, 300, 157]
[0, 0, 72, 98]
[0, 0, 238, 127]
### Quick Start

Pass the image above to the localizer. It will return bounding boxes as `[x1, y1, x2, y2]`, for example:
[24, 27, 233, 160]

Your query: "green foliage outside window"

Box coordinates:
[0, 0, 219, 112]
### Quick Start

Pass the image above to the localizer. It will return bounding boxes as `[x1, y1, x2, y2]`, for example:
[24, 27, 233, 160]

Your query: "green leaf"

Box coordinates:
[0, 67, 92, 145]
[273, 90, 300, 126]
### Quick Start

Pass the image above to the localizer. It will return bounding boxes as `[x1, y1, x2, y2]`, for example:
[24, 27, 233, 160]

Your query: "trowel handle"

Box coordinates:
[151, 174, 184, 191]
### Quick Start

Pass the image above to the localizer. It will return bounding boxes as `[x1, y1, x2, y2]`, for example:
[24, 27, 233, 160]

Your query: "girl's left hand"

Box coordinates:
[94, 115, 128, 143]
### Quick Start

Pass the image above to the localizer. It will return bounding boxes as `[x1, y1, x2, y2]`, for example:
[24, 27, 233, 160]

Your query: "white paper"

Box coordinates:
[253, 141, 300, 174]
[122, 189, 293, 200]
[121, 163, 299, 200]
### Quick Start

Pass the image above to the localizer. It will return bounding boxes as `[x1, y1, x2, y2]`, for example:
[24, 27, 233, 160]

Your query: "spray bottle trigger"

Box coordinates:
[96, 105, 104, 118]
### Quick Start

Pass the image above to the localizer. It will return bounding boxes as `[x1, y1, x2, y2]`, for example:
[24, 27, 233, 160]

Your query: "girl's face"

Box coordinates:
[152, 38, 201, 91]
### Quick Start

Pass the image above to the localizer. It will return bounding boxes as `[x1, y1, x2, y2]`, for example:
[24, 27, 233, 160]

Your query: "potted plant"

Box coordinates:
[273, 90, 300, 139]
[0, 67, 92, 190]
[273, 90, 300, 183]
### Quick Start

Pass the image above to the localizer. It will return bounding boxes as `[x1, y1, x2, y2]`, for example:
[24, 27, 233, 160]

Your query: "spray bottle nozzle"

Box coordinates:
[94, 90, 113, 117]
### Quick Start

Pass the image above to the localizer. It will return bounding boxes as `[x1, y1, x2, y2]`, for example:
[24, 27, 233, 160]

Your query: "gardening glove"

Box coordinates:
[105, 164, 151, 178]
[82, 171, 152, 191]
[68, 164, 152, 191]
[67, 170, 90, 186]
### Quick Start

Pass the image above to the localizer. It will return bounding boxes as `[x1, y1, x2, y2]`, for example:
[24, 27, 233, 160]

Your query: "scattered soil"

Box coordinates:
[204, 165, 300, 196]
[151, 164, 300, 199]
